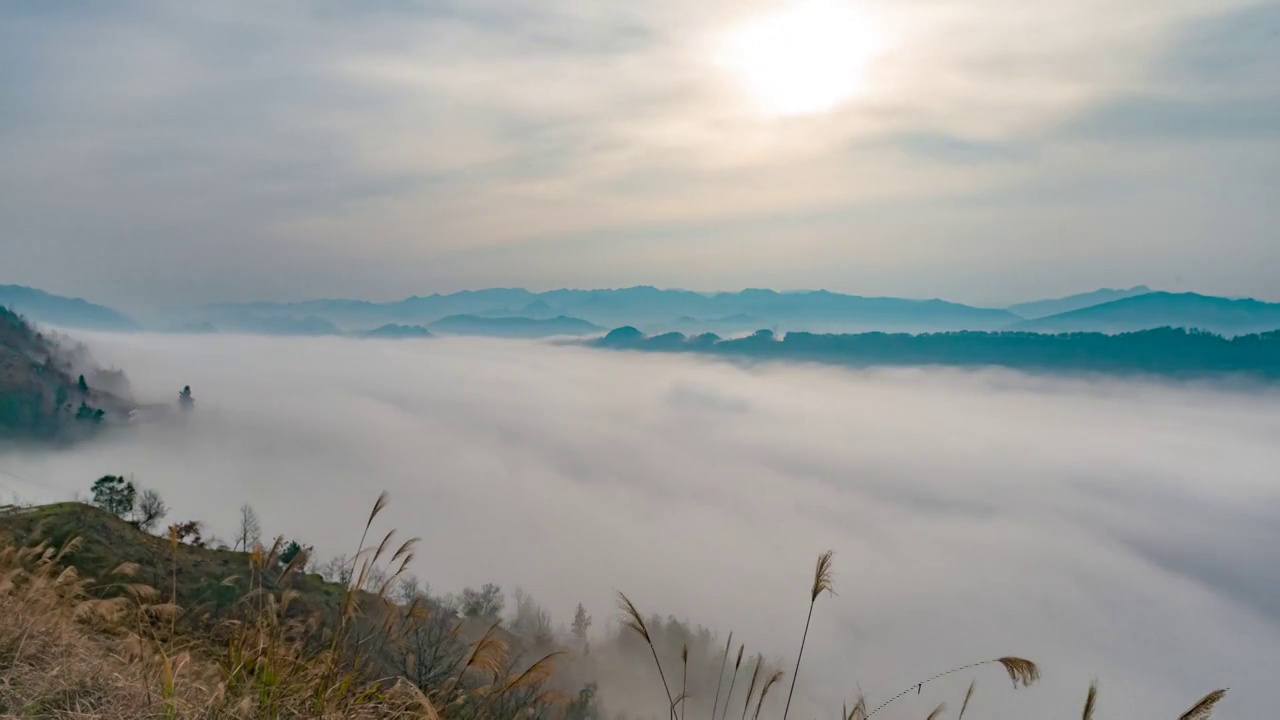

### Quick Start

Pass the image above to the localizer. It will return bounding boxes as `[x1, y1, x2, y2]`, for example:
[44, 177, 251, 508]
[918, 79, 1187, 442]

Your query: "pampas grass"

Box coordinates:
[1179, 689, 1228, 720]
[782, 549, 834, 720]
[957, 680, 975, 720]
[0, 493, 577, 720]
[1082, 681, 1097, 720]
[720, 643, 746, 720]
[711, 631, 734, 720]
[681, 642, 689, 720]
[618, 591, 678, 720]
[753, 669, 785, 720]
[0, 498, 1242, 720]
[741, 653, 764, 720]
[865, 657, 1040, 717]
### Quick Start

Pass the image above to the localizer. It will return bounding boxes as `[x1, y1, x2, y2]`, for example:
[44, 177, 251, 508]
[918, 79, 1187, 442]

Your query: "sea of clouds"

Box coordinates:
[3, 332, 1278, 719]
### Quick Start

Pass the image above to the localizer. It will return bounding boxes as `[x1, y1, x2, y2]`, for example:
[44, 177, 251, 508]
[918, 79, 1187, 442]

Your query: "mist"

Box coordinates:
[3, 332, 1278, 719]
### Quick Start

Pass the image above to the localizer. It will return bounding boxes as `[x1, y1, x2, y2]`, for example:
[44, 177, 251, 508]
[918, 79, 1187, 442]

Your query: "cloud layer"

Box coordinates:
[4, 332, 1279, 718]
[1, 1, 1278, 307]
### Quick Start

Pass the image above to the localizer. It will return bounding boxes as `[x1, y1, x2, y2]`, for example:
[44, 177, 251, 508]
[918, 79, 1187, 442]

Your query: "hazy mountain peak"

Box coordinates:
[1008, 285, 1153, 319]
[0, 285, 138, 331]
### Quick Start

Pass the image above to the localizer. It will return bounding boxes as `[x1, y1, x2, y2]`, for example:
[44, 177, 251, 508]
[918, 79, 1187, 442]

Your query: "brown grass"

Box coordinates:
[710, 631, 733, 720]
[617, 590, 677, 719]
[719, 643, 745, 720]
[0, 496, 569, 719]
[1179, 689, 1228, 720]
[1081, 681, 1097, 720]
[622, 549, 1233, 720]
[1, 501, 1239, 720]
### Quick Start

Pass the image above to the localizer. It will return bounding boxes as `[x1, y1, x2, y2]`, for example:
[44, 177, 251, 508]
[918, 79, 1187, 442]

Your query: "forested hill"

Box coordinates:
[593, 326, 1280, 379]
[0, 306, 134, 439]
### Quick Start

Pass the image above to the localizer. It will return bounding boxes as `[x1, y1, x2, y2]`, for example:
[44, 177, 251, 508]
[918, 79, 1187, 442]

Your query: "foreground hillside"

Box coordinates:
[0, 500, 559, 718]
[0, 496, 1231, 719]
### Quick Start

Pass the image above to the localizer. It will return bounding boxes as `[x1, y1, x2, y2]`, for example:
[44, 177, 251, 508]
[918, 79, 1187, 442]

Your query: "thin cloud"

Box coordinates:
[1, 1, 1277, 304]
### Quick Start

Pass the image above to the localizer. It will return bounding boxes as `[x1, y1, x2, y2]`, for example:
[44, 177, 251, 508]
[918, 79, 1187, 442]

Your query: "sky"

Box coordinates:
[1, 0, 1277, 309]
[3, 333, 1278, 718]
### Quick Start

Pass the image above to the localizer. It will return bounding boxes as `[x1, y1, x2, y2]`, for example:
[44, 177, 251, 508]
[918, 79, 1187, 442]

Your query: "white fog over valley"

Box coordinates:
[3, 331, 1277, 719]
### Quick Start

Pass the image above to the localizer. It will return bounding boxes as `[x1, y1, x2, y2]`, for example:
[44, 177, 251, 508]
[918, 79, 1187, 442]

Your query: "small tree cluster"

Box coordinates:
[280, 539, 311, 568]
[460, 583, 504, 620]
[168, 520, 205, 547]
[511, 588, 554, 647]
[90, 475, 168, 531]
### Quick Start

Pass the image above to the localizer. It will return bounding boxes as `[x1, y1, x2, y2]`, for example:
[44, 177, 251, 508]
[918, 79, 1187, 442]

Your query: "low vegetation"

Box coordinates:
[0, 483, 1231, 719]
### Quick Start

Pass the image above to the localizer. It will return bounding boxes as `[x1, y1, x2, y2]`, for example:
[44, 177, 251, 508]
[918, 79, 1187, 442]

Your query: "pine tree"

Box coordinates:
[91, 475, 136, 517]
[572, 602, 593, 649]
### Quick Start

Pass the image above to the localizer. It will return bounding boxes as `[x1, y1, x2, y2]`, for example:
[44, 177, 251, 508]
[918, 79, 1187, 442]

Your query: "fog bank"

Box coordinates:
[3, 332, 1278, 719]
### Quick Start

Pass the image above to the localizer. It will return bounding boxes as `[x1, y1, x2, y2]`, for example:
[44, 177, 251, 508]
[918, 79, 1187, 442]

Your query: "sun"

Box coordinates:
[716, 0, 887, 117]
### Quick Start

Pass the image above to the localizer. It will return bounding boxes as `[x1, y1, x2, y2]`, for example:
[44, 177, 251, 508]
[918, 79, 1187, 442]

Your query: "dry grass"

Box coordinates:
[1081, 680, 1097, 720]
[1179, 689, 1229, 720]
[1, 501, 1237, 720]
[719, 644, 745, 720]
[0, 496, 568, 720]
[710, 632, 733, 720]
[619, 549, 1232, 720]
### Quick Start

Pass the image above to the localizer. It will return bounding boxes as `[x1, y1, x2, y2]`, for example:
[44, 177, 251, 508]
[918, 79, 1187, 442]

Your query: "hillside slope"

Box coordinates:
[0, 285, 138, 331]
[0, 307, 132, 439]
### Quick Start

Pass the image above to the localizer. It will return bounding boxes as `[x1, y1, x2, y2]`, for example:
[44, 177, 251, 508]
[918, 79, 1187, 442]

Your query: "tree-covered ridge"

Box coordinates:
[0, 306, 131, 439]
[594, 326, 1280, 379]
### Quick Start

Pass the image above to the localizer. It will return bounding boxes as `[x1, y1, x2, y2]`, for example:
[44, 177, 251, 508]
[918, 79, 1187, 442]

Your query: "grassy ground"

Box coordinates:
[0, 502, 344, 618]
[0, 498, 573, 719]
[0, 501, 1232, 719]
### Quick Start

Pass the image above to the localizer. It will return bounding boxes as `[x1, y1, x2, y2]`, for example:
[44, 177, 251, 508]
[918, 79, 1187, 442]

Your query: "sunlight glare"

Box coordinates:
[716, 0, 888, 117]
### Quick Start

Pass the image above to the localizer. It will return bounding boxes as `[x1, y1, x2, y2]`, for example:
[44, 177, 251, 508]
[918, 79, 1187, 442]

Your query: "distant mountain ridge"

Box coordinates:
[428, 314, 601, 338]
[1016, 292, 1280, 336]
[0, 285, 137, 331]
[359, 324, 432, 339]
[201, 286, 1021, 335]
[9, 283, 1280, 338]
[594, 325, 1280, 380]
[1008, 286, 1152, 320]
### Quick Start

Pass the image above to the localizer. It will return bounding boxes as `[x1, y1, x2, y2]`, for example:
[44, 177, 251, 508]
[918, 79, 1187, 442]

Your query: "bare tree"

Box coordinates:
[387, 600, 467, 692]
[235, 503, 261, 552]
[135, 489, 168, 532]
[363, 564, 388, 593]
[511, 588, 554, 647]
[168, 520, 205, 547]
[394, 573, 427, 605]
[316, 554, 353, 586]
[461, 583, 504, 620]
